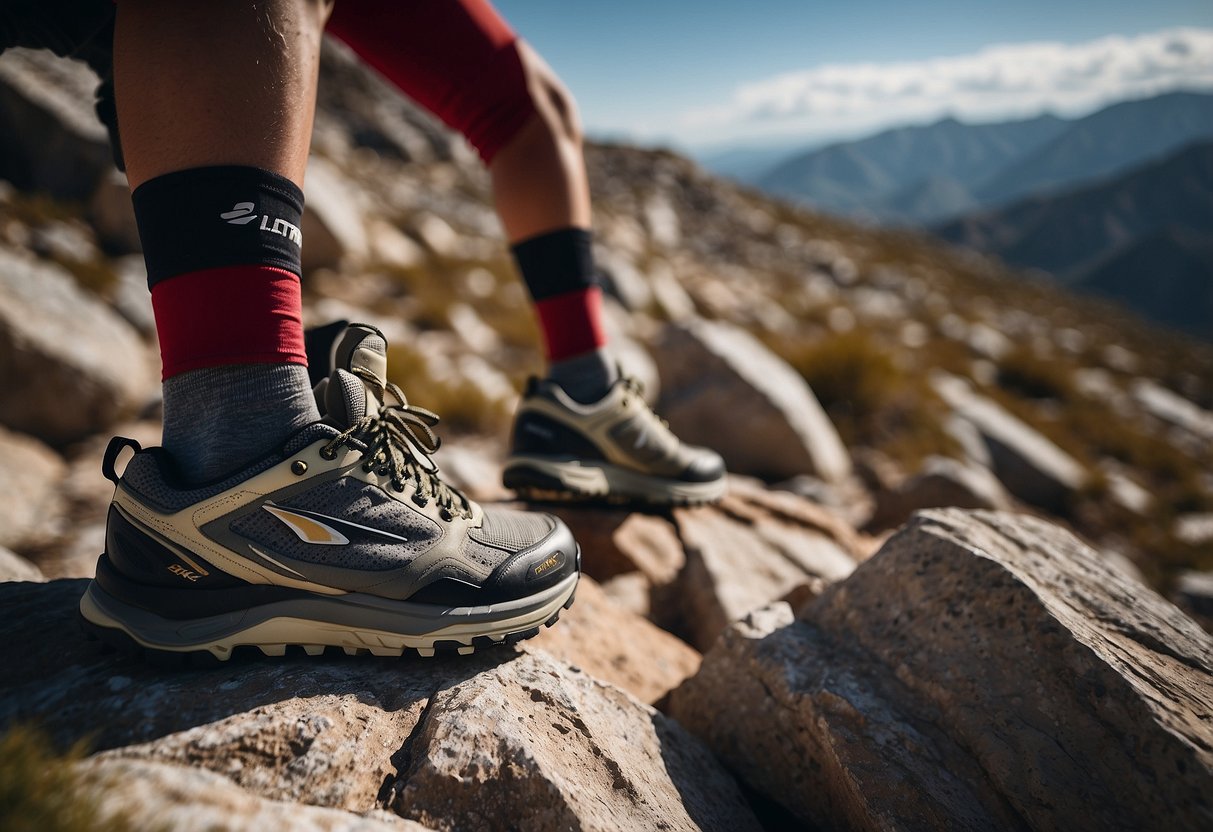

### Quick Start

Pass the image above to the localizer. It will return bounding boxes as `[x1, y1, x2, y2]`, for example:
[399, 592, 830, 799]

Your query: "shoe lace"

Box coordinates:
[321, 369, 473, 521]
[620, 376, 671, 430]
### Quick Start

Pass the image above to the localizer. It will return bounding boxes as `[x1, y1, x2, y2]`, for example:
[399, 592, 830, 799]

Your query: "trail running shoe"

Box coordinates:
[503, 375, 727, 506]
[78, 325, 579, 663]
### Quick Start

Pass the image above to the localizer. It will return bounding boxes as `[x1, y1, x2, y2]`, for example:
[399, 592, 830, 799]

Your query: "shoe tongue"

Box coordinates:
[324, 368, 377, 428]
[335, 323, 389, 390]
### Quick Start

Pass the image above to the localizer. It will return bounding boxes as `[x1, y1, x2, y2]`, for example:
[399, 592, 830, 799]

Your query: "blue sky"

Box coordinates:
[494, 0, 1213, 152]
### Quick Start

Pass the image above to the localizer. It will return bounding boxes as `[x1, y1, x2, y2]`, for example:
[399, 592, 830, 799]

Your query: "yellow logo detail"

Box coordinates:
[533, 553, 563, 576]
[263, 505, 350, 546]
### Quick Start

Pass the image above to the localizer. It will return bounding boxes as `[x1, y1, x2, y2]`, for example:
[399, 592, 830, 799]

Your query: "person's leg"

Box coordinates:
[327, 1, 615, 404]
[115, 0, 330, 482]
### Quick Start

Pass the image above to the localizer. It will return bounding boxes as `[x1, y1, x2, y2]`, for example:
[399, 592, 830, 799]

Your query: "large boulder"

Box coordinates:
[933, 373, 1087, 511]
[1, 579, 760, 832]
[0, 48, 114, 199]
[0, 245, 156, 444]
[670, 509, 1213, 831]
[0, 425, 67, 550]
[651, 318, 852, 483]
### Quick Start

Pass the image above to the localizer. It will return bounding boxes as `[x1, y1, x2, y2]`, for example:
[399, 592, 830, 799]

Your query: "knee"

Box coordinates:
[517, 41, 583, 148]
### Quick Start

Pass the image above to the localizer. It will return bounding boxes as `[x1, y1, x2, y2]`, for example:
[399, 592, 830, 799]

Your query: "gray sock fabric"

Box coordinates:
[547, 348, 619, 404]
[161, 363, 321, 484]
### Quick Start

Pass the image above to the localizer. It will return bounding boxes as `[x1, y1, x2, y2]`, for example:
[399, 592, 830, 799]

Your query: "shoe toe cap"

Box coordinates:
[484, 514, 580, 599]
[680, 448, 727, 483]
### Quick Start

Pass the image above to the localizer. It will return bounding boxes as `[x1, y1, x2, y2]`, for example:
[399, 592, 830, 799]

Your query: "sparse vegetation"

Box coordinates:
[769, 329, 959, 469]
[0, 726, 136, 832]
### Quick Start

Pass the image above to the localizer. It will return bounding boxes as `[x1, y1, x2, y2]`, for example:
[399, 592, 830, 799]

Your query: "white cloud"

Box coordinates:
[681, 28, 1213, 144]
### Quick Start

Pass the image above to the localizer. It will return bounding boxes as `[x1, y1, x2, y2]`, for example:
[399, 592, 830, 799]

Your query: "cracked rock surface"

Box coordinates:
[669, 509, 1213, 831]
[0, 579, 759, 832]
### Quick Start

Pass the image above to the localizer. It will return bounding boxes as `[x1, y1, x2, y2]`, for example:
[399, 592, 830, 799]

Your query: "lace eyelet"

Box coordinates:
[412, 493, 428, 507]
[361, 462, 374, 473]
[319, 447, 337, 461]
[439, 508, 454, 522]
[392, 482, 405, 493]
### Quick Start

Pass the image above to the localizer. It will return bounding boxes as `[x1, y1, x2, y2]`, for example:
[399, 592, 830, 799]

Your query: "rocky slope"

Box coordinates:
[1, 40, 1212, 830]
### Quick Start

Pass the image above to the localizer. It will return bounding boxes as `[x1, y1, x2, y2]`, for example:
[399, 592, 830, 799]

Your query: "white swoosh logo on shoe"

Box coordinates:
[262, 503, 412, 546]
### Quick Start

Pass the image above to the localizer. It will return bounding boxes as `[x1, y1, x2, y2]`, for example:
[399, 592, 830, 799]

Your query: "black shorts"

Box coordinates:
[0, 0, 122, 169]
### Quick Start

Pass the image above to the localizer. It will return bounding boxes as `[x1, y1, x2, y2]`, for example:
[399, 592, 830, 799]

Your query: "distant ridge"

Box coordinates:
[751, 91, 1213, 226]
[934, 141, 1213, 339]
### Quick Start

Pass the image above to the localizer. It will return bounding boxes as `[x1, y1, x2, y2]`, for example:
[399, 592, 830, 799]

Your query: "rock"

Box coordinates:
[1172, 570, 1213, 633]
[1101, 465, 1153, 515]
[867, 455, 1011, 531]
[0, 425, 67, 550]
[647, 261, 697, 321]
[0, 48, 114, 199]
[302, 156, 372, 272]
[933, 373, 1087, 511]
[643, 193, 681, 249]
[81, 757, 427, 831]
[0, 245, 156, 445]
[2, 579, 760, 832]
[411, 214, 460, 258]
[89, 169, 141, 254]
[670, 509, 1213, 830]
[595, 247, 653, 311]
[524, 575, 700, 705]
[108, 255, 156, 336]
[652, 318, 852, 483]
[1174, 513, 1213, 546]
[545, 508, 684, 586]
[672, 495, 858, 651]
[1132, 379, 1213, 445]
[598, 572, 652, 618]
[0, 545, 45, 582]
[367, 218, 425, 270]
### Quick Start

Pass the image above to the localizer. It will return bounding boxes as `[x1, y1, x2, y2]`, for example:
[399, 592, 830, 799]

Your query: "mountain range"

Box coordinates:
[717, 91, 1213, 338]
[935, 141, 1213, 338]
[741, 91, 1213, 226]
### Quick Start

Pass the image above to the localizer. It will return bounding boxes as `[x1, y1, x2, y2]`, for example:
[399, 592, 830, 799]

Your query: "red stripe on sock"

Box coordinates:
[151, 266, 307, 380]
[533, 287, 608, 362]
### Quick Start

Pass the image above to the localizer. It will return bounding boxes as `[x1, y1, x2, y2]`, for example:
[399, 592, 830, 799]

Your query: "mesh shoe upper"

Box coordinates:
[105, 323, 577, 604]
[510, 375, 726, 483]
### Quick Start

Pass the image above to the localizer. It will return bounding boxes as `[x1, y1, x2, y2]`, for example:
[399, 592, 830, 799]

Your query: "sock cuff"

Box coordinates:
[151, 265, 307, 379]
[533, 286, 608, 362]
[132, 165, 305, 287]
[511, 227, 595, 301]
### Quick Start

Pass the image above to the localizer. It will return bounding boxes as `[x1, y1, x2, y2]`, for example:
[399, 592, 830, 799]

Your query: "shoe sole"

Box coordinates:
[503, 456, 726, 507]
[78, 570, 578, 664]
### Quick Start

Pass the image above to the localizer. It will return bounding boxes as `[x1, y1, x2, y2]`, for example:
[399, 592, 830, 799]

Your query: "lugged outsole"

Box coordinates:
[503, 459, 726, 508]
[77, 589, 576, 664]
[77, 584, 577, 667]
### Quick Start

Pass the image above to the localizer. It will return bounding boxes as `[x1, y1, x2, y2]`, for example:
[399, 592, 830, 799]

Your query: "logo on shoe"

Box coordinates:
[261, 503, 412, 547]
[532, 551, 565, 577]
[264, 504, 350, 546]
[219, 201, 303, 247]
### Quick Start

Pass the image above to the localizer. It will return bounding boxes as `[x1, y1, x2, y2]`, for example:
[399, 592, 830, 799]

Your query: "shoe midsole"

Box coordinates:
[504, 455, 727, 500]
[79, 571, 578, 652]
